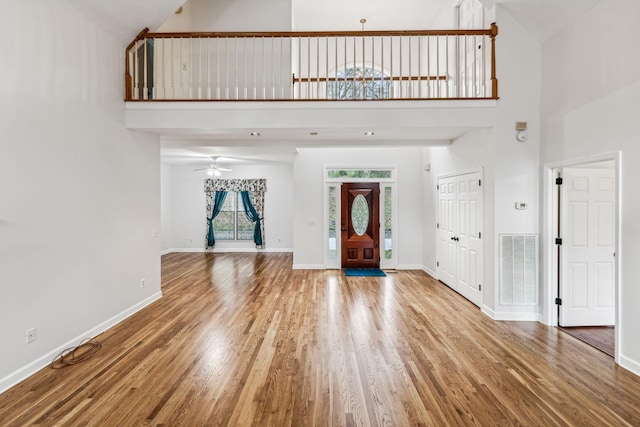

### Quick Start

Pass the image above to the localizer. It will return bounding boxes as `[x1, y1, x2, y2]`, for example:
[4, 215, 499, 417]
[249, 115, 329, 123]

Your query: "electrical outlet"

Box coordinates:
[141, 278, 146, 288]
[26, 328, 36, 344]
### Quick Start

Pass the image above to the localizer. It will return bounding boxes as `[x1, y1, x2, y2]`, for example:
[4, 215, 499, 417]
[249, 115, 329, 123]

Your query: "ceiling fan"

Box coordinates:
[193, 156, 232, 177]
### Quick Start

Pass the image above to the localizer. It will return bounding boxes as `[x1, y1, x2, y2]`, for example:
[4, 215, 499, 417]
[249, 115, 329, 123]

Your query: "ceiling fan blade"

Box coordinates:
[216, 167, 233, 172]
[193, 167, 211, 171]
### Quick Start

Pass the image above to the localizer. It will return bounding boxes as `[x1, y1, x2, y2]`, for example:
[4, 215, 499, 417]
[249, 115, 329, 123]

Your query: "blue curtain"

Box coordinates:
[207, 191, 228, 247]
[240, 191, 263, 247]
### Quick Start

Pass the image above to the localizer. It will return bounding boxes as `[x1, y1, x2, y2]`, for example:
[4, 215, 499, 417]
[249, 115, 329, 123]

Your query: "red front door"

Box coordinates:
[341, 182, 380, 268]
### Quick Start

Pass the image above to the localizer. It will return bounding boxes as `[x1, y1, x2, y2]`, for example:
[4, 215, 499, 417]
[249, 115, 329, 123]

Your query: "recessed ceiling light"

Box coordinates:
[364, 131, 375, 136]
[250, 132, 260, 136]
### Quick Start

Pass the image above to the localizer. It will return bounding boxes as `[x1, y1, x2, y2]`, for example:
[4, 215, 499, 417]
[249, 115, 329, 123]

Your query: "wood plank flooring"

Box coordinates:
[1, 252, 639, 426]
[560, 326, 615, 357]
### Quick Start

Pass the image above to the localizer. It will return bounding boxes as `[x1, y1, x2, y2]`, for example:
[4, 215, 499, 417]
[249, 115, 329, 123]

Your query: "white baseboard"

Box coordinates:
[482, 306, 539, 321]
[422, 266, 437, 279]
[396, 264, 424, 270]
[164, 247, 293, 254]
[620, 354, 640, 377]
[0, 291, 162, 394]
[292, 264, 325, 270]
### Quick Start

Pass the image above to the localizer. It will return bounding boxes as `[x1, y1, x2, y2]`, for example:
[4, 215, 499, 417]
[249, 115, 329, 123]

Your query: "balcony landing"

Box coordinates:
[126, 99, 497, 149]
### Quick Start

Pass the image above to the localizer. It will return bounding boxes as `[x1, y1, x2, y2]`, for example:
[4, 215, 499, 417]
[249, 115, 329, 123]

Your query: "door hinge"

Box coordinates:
[478, 232, 481, 239]
[436, 261, 440, 267]
[437, 184, 440, 190]
[555, 238, 563, 245]
[556, 177, 563, 185]
[437, 222, 440, 229]
[479, 179, 482, 186]
[479, 284, 482, 291]
[555, 297, 562, 305]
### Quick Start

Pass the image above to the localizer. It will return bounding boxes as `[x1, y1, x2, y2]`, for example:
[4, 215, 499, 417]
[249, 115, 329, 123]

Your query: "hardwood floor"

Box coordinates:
[560, 326, 615, 357]
[1, 252, 639, 426]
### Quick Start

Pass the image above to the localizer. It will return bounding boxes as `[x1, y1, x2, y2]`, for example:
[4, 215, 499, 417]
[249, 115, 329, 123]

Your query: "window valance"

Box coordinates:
[204, 179, 267, 194]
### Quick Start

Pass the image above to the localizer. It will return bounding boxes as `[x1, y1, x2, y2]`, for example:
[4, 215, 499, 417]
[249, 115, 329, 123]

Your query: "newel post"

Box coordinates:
[490, 22, 499, 99]
[125, 28, 150, 101]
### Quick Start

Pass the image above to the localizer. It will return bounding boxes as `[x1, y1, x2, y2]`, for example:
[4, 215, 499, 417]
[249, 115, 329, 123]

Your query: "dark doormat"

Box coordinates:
[344, 268, 387, 277]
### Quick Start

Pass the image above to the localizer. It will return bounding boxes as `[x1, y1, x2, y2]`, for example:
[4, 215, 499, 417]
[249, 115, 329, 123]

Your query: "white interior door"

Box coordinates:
[437, 176, 457, 289]
[437, 172, 483, 307]
[560, 167, 615, 326]
[456, 173, 482, 306]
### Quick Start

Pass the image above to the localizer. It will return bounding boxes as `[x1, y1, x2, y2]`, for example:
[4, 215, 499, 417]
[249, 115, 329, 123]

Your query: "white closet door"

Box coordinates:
[456, 173, 482, 306]
[560, 168, 615, 326]
[437, 176, 457, 289]
[437, 171, 483, 307]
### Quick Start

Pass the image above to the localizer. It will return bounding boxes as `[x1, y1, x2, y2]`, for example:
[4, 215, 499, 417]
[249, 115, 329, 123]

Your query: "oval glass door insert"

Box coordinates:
[351, 194, 369, 236]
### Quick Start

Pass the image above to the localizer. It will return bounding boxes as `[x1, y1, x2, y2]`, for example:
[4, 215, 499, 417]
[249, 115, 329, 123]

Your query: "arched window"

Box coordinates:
[327, 66, 391, 100]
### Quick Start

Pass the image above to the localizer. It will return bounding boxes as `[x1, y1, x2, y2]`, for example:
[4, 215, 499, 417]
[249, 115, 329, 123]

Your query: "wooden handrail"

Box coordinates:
[144, 29, 495, 39]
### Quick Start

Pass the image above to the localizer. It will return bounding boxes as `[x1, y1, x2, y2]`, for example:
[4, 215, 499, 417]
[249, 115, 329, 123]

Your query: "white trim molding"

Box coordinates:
[620, 355, 640, 378]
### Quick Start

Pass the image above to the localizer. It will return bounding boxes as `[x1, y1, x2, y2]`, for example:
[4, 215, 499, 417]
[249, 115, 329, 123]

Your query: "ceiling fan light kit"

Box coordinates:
[193, 156, 232, 176]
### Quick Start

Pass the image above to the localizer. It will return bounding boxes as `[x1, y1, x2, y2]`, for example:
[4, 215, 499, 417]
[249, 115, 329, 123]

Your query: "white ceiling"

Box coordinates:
[67, 0, 601, 166]
[159, 126, 466, 166]
[482, 0, 599, 42]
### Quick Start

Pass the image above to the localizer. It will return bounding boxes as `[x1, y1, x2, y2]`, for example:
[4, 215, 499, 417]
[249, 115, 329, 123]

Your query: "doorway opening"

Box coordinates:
[324, 167, 396, 270]
[341, 182, 380, 268]
[548, 156, 619, 358]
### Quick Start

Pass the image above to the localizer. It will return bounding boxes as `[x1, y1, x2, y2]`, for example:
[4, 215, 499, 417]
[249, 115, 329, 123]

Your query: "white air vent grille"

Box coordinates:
[499, 234, 538, 306]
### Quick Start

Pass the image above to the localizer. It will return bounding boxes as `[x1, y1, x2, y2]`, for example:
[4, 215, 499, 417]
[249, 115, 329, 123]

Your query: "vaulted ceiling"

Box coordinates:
[68, 0, 599, 46]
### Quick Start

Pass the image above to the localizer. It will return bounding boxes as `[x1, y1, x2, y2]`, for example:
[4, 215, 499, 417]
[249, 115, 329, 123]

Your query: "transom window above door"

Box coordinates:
[327, 169, 393, 179]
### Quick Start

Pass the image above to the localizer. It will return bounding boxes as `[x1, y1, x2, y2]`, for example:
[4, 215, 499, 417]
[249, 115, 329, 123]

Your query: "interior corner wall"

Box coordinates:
[161, 164, 173, 253]
[158, 0, 292, 32]
[422, 129, 496, 303]
[489, 6, 541, 319]
[292, 147, 424, 269]
[0, 0, 161, 392]
[423, 5, 541, 319]
[162, 163, 294, 252]
[540, 0, 640, 375]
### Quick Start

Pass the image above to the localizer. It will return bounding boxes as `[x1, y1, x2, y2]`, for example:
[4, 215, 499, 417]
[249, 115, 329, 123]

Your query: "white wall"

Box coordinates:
[540, 0, 640, 375]
[158, 0, 292, 32]
[161, 163, 294, 252]
[422, 5, 541, 319]
[293, 147, 424, 269]
[161, 164, 173, 252]
[0, 0, 161, 392]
